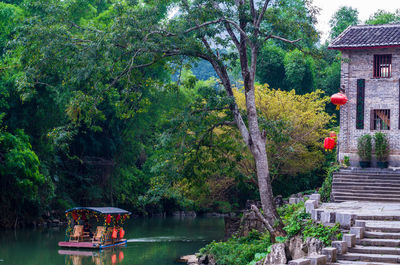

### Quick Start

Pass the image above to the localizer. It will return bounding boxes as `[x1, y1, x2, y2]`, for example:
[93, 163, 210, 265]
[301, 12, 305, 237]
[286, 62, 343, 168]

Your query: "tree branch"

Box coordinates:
[251, 204, 276, 242]
[264, 34, 301, 44]
[256, 0, 271, 29]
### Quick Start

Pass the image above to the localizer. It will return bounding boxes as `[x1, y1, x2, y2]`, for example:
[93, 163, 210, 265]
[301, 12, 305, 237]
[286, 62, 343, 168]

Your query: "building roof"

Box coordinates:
[329, 24, 400, 50]
[65, 207, 131, 215]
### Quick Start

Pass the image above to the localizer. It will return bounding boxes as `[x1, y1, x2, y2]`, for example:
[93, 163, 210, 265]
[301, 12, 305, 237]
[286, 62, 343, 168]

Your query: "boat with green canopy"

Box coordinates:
[58, 207, 131, 249]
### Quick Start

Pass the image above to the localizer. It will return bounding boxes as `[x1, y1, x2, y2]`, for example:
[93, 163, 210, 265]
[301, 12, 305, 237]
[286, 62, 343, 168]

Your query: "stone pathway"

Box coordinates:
[313, 201, 400, 264]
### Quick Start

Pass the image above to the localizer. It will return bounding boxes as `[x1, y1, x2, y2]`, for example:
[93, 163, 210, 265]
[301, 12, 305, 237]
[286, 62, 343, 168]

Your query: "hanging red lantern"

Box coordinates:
[119, 228, 125, 239]
[112, 228, 118, 239]
[106, 214, 112, 224]
[72, 212, 78, 221]
[324, 137, 335, 152]
[331, 92, 348, 110]
[116, 214, 121, 222]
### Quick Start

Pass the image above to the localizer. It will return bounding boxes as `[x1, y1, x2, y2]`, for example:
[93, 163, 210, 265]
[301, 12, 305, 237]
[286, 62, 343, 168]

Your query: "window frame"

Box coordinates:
[370, 109, 391, 130]
[373, 54, 392, 78]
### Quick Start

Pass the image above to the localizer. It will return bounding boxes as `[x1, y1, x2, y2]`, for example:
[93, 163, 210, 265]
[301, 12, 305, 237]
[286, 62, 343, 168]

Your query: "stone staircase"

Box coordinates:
[335, 219, 400, 264]
[332, 169, 400, 202]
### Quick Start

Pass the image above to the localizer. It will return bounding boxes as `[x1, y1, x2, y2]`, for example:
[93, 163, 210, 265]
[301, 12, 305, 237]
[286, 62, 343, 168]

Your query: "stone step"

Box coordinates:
[333, 174, 400, 179]
[334, 171, 400, 175]
[364, 221, 400, 233]
[332, 189, 400, 195]
[357, 238, 400, 247]
[333, 179, 400, 184]
[364, 231, 400, 239]
[334, 171, 400, 176]
[338, 253, 400, 263]
[333, 191, 400, 197]
[332, 196, 400, 203]
[356, 216, 400, 221]
[348, 246, 400, 255]
[332, 181, 400, 186]
[332, 185, 400, 191]
[333, 261, 398, 265]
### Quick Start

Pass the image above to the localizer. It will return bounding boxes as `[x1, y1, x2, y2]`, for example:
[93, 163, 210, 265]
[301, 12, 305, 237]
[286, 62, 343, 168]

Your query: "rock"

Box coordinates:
[322, 247, 337, 263]
[274, 195, 284, 207]
[264, 243, 287, 265]
[224, 216, 241, 239]
[304, 237, 323, 255]
[198, 255, 208, 264]
[179, 255, 198, 264]
[288, 236, 306, 259]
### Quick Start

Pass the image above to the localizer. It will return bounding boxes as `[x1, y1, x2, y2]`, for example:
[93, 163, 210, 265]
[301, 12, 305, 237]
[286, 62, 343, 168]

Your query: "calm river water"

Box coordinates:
[0, 216, 225, 265]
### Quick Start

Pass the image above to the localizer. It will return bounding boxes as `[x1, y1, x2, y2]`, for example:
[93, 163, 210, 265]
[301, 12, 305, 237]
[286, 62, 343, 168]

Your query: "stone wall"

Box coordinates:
[339, 47, 400, 166]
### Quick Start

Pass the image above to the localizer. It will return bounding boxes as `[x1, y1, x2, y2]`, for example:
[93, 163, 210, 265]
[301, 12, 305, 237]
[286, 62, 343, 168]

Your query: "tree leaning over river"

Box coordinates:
[118, 0, 318, 239]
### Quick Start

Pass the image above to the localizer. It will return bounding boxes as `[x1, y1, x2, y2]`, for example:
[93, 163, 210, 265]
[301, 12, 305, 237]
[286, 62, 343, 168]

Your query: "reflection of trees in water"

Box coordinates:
[64, 249, 124, 265]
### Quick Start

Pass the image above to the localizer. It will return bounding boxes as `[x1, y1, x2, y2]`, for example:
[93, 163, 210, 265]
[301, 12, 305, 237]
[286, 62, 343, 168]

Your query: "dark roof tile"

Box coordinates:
[329, 24, 400, 49]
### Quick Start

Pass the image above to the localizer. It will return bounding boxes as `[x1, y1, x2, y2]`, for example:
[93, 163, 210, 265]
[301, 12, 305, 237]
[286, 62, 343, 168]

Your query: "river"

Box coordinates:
[0, 216, 225, 265]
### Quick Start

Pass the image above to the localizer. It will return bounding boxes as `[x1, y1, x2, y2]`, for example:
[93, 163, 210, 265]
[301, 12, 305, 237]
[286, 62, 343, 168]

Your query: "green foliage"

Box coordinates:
[302, 221, 342, 245]
[202, 202, 342, 264]
[329, 6, 359, 40]
[357, 134, 372, 161]
[279, 202, 342, 245]
[319, 164, 340, 202]
[0, 129, 54, 227]
[283, 49, 315, 94]
[366, 9, 400, 25]
[343, 156, 350, 167]
[374, 132, 389, 162]
[200, 231, 271, 265]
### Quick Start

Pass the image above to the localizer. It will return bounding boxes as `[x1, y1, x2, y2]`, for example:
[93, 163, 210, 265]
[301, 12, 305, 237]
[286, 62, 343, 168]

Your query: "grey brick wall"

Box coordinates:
[339, 48, 400, 166]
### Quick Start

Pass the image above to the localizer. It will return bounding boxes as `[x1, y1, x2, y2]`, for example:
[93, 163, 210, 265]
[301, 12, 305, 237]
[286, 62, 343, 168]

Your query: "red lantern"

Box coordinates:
[106, 214, 112, 224]
[324, 137, 335, 152]
[116, 214, 121, 222]
[112, 228, 118, 239]
[331, 92, 348, 110]
[119, 228, 125, 239]
[72, 212, 78, 221]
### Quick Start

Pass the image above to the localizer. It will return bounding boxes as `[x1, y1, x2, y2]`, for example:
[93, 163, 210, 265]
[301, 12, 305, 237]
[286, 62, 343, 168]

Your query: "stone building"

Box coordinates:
[329, 24, 400, 166]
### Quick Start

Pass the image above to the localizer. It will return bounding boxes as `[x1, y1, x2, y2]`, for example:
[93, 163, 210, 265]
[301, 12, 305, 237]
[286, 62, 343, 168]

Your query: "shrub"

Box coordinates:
[200, 231, 271, 265]
[319, 165, 340, 202]
[374, 132, 389, 162]
[357, 134, 372, 161]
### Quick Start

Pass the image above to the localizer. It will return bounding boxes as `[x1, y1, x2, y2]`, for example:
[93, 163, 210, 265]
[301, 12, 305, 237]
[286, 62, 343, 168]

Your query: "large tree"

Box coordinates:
[329, 6, 359, 40]
[116, 0, 318, 238]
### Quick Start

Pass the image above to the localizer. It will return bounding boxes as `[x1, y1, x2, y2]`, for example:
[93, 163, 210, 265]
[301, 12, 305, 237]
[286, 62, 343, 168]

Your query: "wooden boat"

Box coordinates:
[58, 207, 131, 249]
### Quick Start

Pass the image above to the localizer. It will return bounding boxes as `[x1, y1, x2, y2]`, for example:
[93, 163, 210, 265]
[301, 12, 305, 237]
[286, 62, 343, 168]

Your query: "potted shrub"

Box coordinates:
[374, 132, 390, 168]
[357, 134, 372, 168]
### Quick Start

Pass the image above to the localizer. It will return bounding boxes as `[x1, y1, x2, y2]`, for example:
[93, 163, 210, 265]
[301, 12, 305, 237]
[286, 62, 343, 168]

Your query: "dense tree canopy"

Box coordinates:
[0, 0, 360, 228]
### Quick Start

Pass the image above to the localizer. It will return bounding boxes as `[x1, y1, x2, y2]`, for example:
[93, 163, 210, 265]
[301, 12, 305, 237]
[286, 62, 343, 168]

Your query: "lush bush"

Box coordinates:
[374, 132, 389, 162]
[357, 134, 372, 161]
[200, 231, 271, 265]
[319, 165, 340, 202]
[202, 202, 342, 264]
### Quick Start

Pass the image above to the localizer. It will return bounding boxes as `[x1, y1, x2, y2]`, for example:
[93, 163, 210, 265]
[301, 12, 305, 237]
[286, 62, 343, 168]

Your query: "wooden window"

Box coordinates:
[370, 109, 390, 130]
[373, 54, 392, 78]
[356, 79, 365, 129]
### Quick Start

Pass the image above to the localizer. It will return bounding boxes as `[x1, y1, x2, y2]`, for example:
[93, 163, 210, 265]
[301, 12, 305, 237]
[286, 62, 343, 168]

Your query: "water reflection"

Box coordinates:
[59, 249, 125, 265]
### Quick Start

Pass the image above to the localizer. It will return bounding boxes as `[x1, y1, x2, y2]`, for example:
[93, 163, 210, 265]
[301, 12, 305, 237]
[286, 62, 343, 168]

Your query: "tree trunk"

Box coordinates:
[244, 79, 285, 238]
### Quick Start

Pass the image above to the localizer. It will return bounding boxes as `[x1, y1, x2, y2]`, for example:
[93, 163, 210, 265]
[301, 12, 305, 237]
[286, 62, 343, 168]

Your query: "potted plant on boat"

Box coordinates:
[374, 132, 389, 168]
[357, 134, 372, 168]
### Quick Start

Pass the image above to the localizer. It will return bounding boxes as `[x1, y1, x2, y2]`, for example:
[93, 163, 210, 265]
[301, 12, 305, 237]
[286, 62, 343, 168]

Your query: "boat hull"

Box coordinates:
[58, 239, 127, 249]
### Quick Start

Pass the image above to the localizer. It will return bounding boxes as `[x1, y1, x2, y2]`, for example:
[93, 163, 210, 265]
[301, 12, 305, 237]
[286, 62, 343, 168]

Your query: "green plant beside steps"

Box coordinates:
[357, 134, 372, 168]
[374, 132, 389, 168]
